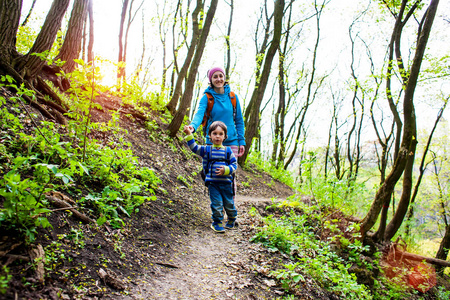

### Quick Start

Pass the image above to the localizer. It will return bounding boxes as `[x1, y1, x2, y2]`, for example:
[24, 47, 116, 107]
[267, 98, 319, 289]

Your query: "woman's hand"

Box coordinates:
[237, 145, 245, 157]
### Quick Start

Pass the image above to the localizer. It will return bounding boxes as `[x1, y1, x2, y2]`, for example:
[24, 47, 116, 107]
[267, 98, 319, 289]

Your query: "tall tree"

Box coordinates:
[117, 0, 129, 83]
[328, 93, 347, 180]
[166, 0, 203, 115]
[156, 1, 173, 98]
[383, 0, 440, 241]
[168, 0, 219, 137]
[224, 0, 234, 78]
[0, 0, 71, 124]
[14, 0, 71, 81]
[169, 0, 190, 100]
[272, 0, 299, 168]
[283, 0, 327, 170]
[371, 0, 417, 240]
[433, 145, 450, 273]
[54, 0, 89, 74]
[20, 0, 37, 27]
[87, 0, 94, 63]
[361, 0, 440, 238]
[240, 0, 285, 164]
[117, 0, 143, 84]
[243, 1, 274, 120]
[346, 11, 367, 182]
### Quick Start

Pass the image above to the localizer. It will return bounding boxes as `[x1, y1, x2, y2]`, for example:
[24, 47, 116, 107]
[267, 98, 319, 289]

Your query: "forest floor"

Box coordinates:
[1, 92, 313, 300]
[2, 91, 450, 300]
[123, 195, 297, 300]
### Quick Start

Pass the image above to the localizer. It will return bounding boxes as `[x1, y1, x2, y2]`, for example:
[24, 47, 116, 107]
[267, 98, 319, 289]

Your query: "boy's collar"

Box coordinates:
[213, 144, 224, 148]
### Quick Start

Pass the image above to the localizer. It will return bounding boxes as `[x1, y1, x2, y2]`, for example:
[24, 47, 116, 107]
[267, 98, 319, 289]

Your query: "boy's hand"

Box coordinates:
[215, 166, 225, 176]
[183, 125, 193, 135]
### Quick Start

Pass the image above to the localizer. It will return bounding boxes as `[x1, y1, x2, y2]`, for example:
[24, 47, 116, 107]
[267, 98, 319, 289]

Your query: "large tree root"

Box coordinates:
[1, 59, 68, 125]
[391, 245, 450, 268]
[28, 244, 45, 284]
[45, 194, 95, 224]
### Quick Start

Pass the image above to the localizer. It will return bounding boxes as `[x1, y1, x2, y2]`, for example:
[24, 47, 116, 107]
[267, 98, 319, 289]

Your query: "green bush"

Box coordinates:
[0, 68, 161, 242]
[251, 209, 372, 299]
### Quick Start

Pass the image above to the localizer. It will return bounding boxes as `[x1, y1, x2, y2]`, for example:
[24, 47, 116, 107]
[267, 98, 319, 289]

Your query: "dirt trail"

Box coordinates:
[123, 196, 281, 300]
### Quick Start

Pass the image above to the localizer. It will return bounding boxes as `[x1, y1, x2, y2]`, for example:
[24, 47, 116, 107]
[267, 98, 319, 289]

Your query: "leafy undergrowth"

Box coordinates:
[0, 78, 293, 299]
[248, 198, 450, 299]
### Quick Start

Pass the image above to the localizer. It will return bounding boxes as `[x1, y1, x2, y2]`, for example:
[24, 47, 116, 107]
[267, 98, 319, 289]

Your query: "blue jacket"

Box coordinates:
[190, 85, 246, 146]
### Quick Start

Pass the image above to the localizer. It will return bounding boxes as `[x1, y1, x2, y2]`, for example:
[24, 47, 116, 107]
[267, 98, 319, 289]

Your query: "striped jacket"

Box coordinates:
[185, 135, 237, 184]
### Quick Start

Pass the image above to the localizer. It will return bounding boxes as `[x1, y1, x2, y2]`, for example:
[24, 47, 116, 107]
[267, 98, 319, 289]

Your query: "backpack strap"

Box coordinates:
[201, 93, 215, 129]
[201, 92, 237, 136]
[226, 146, 236, 196]
[205, 145, 213, 177]
[229, 92, 237, 124]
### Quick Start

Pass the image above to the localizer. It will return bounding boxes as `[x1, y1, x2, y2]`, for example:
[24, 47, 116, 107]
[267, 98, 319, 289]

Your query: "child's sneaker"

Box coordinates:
[225, 218, 238, 230]
[211, 221, 225, 233]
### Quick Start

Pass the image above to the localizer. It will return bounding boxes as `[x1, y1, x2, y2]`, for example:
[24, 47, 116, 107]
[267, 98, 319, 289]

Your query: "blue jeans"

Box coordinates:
[208, 182, 237, 223]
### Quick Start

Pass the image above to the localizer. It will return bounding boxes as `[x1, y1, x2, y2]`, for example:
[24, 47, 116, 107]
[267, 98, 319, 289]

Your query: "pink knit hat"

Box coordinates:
[207, 67, 225, 82]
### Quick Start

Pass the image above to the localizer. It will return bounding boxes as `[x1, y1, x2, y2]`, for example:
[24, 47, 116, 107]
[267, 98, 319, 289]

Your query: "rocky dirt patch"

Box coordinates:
[123, 196, 289, 300]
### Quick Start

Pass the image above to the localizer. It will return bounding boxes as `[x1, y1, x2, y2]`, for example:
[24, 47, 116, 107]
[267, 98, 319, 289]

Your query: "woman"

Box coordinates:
[186, 67, 246, 158]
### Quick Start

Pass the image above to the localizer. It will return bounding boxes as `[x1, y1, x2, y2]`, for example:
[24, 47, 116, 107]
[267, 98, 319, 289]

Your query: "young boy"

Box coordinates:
[183, 121, 238, 233]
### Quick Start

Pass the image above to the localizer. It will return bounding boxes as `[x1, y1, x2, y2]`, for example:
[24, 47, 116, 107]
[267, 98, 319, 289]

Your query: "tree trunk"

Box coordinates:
[15, 0, 71, 81]
[0, 0, 22, 57]
[362, 146, 409, 236]
[0, 0, 75, 124]
[224, 0, 234, 78]
[168, 0, 218, 137]
[122, 0, 144, 81]
[383, 0, 439, 241]
[21, 0, 36, 27]
[324, 95, 336, 179]
[87, 0, 94, 63]
[361, 0, 440, 237]
[239, 0, 284, 165]
[272, 47, 286, 165]
[243, 2, 273, 123]
[55, 0, 89, 73]
[436, 224, 450, 273]
[333, 115, 343, 179]
[166, 0, 203, 115]
[117, 0, 129, 83]
[384, 135, 417, 240]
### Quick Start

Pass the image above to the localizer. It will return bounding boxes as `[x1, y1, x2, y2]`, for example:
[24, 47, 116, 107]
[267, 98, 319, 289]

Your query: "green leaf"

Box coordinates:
[97, 216, 107, 226]
[117, 205, 131, 218]
[55, 173, 74, 184]
[78, 162, 90, 175]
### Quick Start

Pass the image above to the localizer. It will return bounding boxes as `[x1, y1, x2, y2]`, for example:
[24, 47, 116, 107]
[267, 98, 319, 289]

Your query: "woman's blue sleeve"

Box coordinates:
[190, 94, 208, 132]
